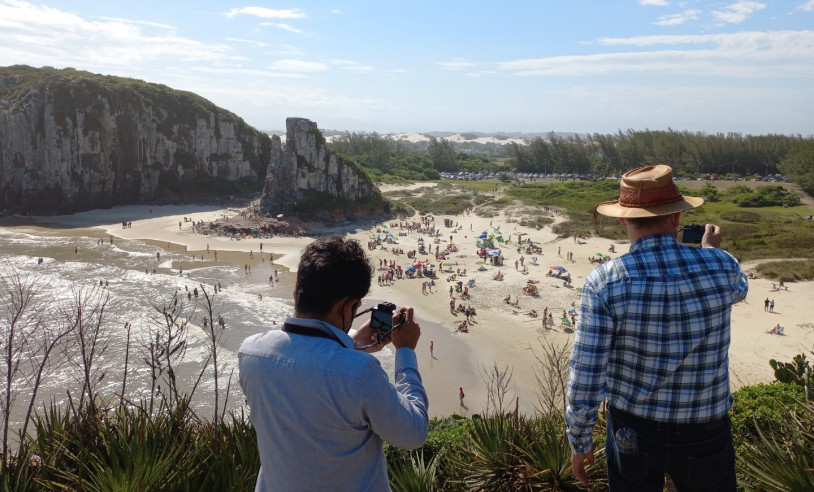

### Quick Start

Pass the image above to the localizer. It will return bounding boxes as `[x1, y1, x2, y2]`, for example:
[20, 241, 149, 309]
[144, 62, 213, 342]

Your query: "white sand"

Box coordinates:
[28, 197, 814, 418]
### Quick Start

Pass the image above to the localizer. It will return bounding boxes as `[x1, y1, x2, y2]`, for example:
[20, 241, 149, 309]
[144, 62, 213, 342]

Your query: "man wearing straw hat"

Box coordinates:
[565, 165, 748, 491]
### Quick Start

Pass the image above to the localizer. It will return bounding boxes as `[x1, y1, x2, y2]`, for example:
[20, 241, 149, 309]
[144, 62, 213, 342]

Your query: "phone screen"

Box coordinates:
[370, 308, 393, 332]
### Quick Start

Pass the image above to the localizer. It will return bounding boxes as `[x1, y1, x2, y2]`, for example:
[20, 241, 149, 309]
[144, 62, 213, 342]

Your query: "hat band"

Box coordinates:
[618, 185, 684, 208]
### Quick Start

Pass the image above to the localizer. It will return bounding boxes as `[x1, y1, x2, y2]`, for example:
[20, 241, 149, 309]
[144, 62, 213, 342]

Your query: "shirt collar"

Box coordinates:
[283, 316, 354, 349]
[629, 233, 678, 253]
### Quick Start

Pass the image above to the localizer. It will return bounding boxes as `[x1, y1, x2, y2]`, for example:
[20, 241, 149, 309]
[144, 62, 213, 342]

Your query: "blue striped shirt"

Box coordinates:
[565, 233, 748, 454]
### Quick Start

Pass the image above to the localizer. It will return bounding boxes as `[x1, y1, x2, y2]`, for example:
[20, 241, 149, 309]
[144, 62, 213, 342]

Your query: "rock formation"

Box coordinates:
[0, 65, 271, 214]
[259, 117, 385, 218]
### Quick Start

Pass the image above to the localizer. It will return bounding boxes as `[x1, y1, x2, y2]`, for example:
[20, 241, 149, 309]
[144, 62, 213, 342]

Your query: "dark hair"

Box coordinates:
[294, 236, 373, 316]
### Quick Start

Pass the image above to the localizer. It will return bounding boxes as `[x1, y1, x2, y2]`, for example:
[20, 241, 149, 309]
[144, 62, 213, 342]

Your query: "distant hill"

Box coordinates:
[0, 65, 271, 214]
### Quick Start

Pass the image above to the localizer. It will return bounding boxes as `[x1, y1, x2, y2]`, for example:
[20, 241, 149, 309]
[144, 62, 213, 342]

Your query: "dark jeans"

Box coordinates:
[605, 406, 737, 492]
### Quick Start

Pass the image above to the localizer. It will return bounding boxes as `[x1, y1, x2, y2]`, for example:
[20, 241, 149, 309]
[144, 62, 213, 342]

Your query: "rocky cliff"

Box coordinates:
[0, 65, 271, 214]
[260, 117, 386, 219]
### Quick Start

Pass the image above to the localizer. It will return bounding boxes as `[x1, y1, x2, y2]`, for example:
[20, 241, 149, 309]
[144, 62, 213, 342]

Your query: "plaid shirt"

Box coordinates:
[565, 233, 748, 455]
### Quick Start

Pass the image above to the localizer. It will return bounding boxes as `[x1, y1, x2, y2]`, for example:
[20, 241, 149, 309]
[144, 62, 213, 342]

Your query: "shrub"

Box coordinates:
[755, 260, 814, 281]
[720, 210, 761, 223]
[731, 382, 806, 444]
[737, 398, 814, 492]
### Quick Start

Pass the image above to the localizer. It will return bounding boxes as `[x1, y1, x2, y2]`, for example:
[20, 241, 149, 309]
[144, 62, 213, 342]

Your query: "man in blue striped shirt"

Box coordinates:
[565, 165, 748, 491]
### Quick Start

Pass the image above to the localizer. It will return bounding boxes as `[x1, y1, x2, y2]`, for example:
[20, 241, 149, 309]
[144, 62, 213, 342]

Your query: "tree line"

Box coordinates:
[508, 129, 810, 178]
[329, 129, 814, 195]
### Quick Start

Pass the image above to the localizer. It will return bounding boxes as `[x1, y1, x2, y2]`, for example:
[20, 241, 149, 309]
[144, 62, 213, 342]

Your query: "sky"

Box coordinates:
[1, 0, 813, 136]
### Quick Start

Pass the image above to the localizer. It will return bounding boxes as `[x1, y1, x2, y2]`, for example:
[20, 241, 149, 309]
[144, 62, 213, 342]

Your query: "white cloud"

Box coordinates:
[795, 0, 814, 11]
[276, 44, 304, 56]
[329, 59, 374, 72]
[653, 9, 701, 26]
[260, 22, 303, 34]
[641, 0, 669, 5]
[99, 17, 176, 32]
[0, 1, 233, 69]
[226, 37, 270, 48]
[225, 7, 306, 20]
[499, 30, 814, 78]
[331, 9, 342, 14]
[712, 1, 766, 24]
[269, 59, 329, 72]
[436, 58, 475, 70]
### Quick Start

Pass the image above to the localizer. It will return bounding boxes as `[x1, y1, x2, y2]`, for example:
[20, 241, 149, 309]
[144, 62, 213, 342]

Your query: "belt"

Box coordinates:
[609, 406, 728, 432]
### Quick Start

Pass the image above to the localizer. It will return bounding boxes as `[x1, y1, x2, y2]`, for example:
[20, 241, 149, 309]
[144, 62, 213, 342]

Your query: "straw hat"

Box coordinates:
[595, 165, 704, 218]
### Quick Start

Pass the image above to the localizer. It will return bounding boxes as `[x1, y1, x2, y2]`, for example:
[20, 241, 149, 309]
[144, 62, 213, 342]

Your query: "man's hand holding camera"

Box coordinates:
[390, 307, 420, 350]
[352, 306, 420, 353]
[701, 223, 723, 249]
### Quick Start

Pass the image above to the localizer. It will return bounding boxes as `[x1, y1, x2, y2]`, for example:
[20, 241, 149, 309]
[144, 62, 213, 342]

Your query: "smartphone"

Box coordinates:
[370, 306, 393, 332]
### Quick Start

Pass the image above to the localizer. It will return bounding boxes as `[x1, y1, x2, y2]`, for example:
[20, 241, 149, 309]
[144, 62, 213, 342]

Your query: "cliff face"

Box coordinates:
[260, 117, 386, 218]
[0, 66, 271, 214]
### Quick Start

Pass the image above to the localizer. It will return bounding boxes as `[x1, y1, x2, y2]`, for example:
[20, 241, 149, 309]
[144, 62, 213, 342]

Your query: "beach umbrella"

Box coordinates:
[551, 266, 566, 272]
[405, 266, 416, 272]
[596, 252, 605, 257]
[479, 233, 488, 239]
[488, 251, 501, 256]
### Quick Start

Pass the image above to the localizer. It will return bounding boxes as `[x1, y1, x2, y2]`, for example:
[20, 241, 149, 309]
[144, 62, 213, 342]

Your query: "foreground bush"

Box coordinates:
[736, 398, 814, 491]
[1, 400, 259, 492]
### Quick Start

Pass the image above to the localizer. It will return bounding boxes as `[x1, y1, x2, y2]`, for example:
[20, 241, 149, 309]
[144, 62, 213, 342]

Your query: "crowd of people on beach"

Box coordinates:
[361, 208, 592, 339]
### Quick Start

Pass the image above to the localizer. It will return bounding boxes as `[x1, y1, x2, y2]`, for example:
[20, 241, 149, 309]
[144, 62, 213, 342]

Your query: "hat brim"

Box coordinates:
[595, 195, 704, 218]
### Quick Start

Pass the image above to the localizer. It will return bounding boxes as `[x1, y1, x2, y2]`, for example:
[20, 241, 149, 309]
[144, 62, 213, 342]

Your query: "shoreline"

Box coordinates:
[10, 199, 814, 418]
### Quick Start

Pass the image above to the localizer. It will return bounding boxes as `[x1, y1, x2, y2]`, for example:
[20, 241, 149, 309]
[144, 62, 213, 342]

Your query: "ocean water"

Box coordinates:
[0, 226, 395, 436]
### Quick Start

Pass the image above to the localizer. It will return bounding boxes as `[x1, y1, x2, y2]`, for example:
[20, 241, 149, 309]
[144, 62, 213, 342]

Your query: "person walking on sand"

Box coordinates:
[459, 387, 465, 406]
[566, 165, 747, 491]
[770, 299, 775, 312]
[764, 297, 769, 312]
[430, 341, 434, 357]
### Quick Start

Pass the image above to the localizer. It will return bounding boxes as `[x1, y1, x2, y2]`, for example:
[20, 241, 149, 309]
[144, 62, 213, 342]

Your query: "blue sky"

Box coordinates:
[1, 0, 813, 135]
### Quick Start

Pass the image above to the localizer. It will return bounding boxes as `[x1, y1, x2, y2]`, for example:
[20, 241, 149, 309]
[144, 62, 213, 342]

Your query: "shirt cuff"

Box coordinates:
[395, 346, 418, 369]
[568, 435, 594, 455]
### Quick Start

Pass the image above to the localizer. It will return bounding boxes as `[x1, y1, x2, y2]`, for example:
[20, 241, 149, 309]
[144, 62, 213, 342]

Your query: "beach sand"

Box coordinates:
[21, 190, 814, 418]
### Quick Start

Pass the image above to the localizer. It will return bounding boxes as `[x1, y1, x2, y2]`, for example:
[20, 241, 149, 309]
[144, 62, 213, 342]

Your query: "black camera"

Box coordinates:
[681, 224, 705, 244]
[370, 302, 399, 332]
